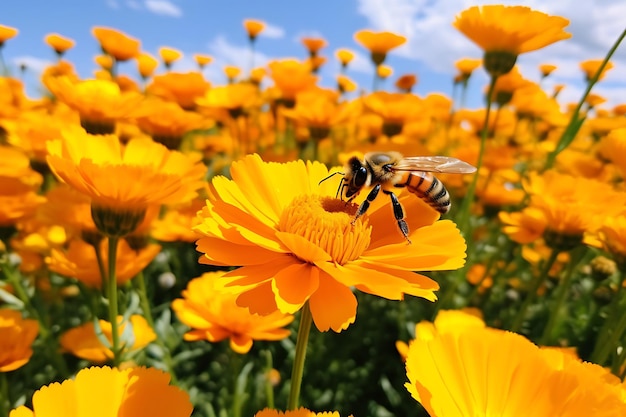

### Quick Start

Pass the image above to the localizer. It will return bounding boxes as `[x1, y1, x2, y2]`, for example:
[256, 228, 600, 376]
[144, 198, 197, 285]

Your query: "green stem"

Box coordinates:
[134, 271, 178, 384]
[510, 247, 560, 333]
[1, 372, 9, 417]
[287, 302, 313, 410]
[456, 75, 497, 239]
[539, 246, 586, 345]
[544, 27, 626, 170]
[230, 351, 243, 417]
[262, 350, 275, 409]
[107, 236, 121, 366]
[592, 271, 626, 365]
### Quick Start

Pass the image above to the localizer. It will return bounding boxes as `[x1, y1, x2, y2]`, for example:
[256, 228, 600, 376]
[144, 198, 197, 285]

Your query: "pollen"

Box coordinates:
[278, 194, 372, 265]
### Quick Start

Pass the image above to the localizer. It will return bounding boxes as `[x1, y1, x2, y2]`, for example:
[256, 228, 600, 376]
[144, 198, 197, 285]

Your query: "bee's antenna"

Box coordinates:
[318, 171, 344, 186]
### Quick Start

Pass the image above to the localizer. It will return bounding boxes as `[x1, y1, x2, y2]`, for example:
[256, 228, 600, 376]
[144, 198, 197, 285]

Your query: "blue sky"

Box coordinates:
[3, 0, 626, 109]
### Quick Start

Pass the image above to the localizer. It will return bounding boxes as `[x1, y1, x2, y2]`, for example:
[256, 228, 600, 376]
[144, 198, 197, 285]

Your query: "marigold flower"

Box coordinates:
[158, 46, 182, 69]
[362, 92, 425, 138]
[301, 37, 327, 57]
[580, 59, 614, 82]
[136, 52, 159, 79]
[224, 65, 242, 82]
[172, 271, 294, 354]
[44, 33, 75, 56]
[268, 59, 318, 103]
[194, 53, 213, 69]
[194, 154, 467, 332]
[146, 71, 211, 110]
[539, 63, 557, 78]
[92, 26, 141, 62]
[335, 48, 355, 68]
[354, 29, 406, 66]
[376, 64, 393, 79]
[0, 309, 39, 372]
[151, 199, 205, 243]
[47, 237, 161, 288]
[9, 366, 192, 417]
[454, 57, 481, 76]
[499, 207, 547, 244]
[46, 126, 206, 215]
[453, 5, 571, 76]
[244, 19, 266, 41]
[60, 315, 156, 362]
[336, 74, 357, 94]
[405, 320, 626, 417]
[395, 74, 417, 93]
[0, 24, 18, 46]
[44, 77, 143, 134]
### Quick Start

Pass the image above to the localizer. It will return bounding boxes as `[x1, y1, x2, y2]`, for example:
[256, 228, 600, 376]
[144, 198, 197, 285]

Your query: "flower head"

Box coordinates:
[0, 309, 39, 372]
[172, 271, 294, 354]
[91, 26, 140, 62]
[136, 52, 159, 79]
[354, 30, 406, 66]
[453, 5, 571, 76]
[44, 33, 75, 56]
[244, 19, 266, 41]
[255, 409, 347, 417]
[0, 24, 18, 47]
[158, 46, 182, 69]
[580, 59, 614, 82]
[195, 154, 466, 332]
[10, 366, 192, 417]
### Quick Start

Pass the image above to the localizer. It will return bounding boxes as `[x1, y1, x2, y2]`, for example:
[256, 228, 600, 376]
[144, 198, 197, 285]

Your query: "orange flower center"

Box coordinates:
[278, 194, 371, 265]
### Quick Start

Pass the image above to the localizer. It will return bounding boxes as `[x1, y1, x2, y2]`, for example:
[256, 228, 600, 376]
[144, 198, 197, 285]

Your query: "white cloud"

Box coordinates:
[262, 22, 285, 39]
[11, 56, 52, 74]
[144, 0, 182, 17]
[205, 35, 273, 83]
[105, 0, 120, 9]
[356, 0, 626, 107]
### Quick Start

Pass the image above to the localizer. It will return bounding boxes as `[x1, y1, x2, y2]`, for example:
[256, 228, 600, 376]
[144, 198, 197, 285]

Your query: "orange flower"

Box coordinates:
[91, 26, 140, 62]
[354, 29, 406, 66]
[453, 6, 571, 77]
[10, 366, 192, 417]
[268, 59, 318, 102]
[0, 24, 18, 46]
[158, 46, 182, 69]
[135, 52, 158, 80]
[172, 271, 294, 354]
[194, 53, 213, 68]
[47, 237, 162, 288]
[44, 33, 75, 56]
[376, 64, 393, 79]
[151, 199, 205, 243]
[60, 315, 156, 362]
[46, 126, 206, 224]
[254, 409, 346, 417]
[335, 48, 355, 68]
[146, 71, 211, 110]
[336, 74, 357, 94]
[499, 207, 547, 244]
[243, 19, 266, 41]
[194, 154, 466, 332]
[454, 57, 482, 76]
[539, 63, 557, 77]
[395, 73, 417, 93]
[0, 309, 39, 372]
[224, 65, 242, 82]
[301, 37, 327, 57]
[580, 59, 614, 82]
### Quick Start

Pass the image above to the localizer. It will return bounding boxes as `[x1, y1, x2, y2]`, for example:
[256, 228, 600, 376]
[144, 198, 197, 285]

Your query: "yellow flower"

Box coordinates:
[499, 207, 547, 244]
[354, 29, 406, 66]
[224, 65, 242, 82]
[454, 57, 481, 76]
[10, 366, 192, 417]
[595, 214, 626, 267]
[91, 26, 140, 62]
[151, 199, 205, 243]
[336, 74, 357, 94]
[301, 37, 327, 57]
[453, 5, 571, 76]
[194, 154, 466, 332]
[46, 126, 206, 214]
[362, 92, 425, 138]
[44, 77, 143, 134]
[243, 19, 266, 41]
[376, 64, 393, 79]
[405, 320, 626, 417]
[59, 315, 156, 362]
[0, 309, 39, 372]
[136, 52, 159, 79]
[44, 33, 75, 56]
[254, 409, 347, 417]
[539, 63, 557, 77]
[172, 271, 294, 354]
[146, 71, 211, 110]
[193, 53, 213, 69]
[580, 59, 614, 82]
[0, 147, 45, 226]
[335, 48, 355, 68]
[281, 89, 350, 140]
[47, 237, 161, 288]
[158, 46, 182, 68]
[0, 24, 18, 47]
[268, 59, 318, 103]
[600, 127, 626, 178]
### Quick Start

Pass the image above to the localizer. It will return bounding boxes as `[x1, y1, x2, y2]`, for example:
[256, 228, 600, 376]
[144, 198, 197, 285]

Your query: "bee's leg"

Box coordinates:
[383, 190, 411, 244]
[351, 184, 381, 225]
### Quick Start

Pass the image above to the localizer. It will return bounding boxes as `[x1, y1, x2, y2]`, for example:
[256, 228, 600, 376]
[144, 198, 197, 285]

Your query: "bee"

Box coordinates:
[327, 152, 476, 244]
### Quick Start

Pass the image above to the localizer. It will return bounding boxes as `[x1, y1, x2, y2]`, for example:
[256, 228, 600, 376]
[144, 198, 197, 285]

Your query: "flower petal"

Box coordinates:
[196, 236, 284, 267]
[272, 263, 320, 314]
[275, 231, 332, 263]
[236, 282, 280, 315]
[309, 272, 357, 332]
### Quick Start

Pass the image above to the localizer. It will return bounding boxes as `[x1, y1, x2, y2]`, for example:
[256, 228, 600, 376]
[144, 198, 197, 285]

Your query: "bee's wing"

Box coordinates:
[393, 156, 477, 174]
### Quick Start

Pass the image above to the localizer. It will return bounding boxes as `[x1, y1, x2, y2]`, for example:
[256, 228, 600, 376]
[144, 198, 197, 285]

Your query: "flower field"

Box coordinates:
[1, 4, 626, 417]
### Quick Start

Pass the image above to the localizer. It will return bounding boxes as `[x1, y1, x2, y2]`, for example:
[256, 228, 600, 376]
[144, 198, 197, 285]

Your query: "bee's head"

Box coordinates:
[344, 156, 368, 199]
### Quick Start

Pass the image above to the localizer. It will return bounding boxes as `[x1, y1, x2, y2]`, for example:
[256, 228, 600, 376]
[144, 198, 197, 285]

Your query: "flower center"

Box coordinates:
[279, 194, 371, 265]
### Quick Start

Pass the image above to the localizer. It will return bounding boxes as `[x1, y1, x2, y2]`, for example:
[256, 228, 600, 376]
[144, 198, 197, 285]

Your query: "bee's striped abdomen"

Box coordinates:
[402, 171, 451, 214]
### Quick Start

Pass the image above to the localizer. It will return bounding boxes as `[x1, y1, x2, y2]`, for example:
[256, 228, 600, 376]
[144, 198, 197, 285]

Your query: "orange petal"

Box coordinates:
[196, 236, 284, 266]
[236, 281, 279, 315]
[275, 231, 332, 263]
[309, 272, 357, 332]
[272, 263, 320, 314]
[222, 255, 298, 288]
[230, 334, 254, 354]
